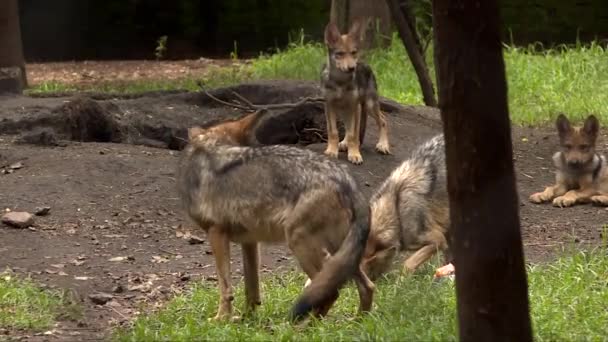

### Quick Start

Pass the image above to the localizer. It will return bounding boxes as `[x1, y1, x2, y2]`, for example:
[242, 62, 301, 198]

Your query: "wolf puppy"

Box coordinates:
[176, 110, 375, 323]
[321, 20, 391, 165]
[360, 134, 452, 280]
[530, 114, 608, 207]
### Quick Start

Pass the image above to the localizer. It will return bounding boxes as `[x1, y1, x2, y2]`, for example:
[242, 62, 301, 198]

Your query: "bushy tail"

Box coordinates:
[289, 203, 370, 322]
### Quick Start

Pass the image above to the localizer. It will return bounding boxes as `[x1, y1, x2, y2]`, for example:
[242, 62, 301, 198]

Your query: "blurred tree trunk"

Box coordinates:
[432, 0, 533, 341]
[330, 0, 392, 49]
[0, 0, 27, 94]
[386, 0, 436, 106]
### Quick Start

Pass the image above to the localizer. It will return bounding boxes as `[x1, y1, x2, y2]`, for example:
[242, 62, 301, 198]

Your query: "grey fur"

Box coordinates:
[362, 134, 451, 280]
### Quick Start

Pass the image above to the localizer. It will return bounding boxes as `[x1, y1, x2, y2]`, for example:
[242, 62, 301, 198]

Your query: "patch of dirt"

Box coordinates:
[1, 80, 607, 340]
[25, 59, 247, 88]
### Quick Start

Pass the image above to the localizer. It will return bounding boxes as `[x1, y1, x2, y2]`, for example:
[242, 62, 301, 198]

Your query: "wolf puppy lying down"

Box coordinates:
[176, 110, 375, 322]
[321, 19, 391, 165]
[529, 114, 608, 207]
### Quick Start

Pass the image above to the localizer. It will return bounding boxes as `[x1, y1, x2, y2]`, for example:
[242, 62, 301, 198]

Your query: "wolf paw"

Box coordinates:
[324, 148, 339, 159]
[552, 195, 575, 208]
[591, 195, 608, 206]
[209, 314, 241, 323]
[348, 153, 363, 165]
[375, 142, 391, 155]
[529, 192, 550, 204]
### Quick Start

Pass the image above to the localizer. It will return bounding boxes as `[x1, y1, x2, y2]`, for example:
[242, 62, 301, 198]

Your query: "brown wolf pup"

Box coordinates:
[321, 19, 391, 165]
[530, 114, 608, 207]
[176, 110, 375, 323]
[359, 134, 452, 281]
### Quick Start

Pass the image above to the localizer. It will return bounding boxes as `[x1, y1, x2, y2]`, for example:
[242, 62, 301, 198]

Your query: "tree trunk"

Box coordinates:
[330, 0, 392, 49]
[0, 0, 27, 94]
[330, 0, 350, 33]
[386, 0, 437, 107]
[432, 0, 533, 341]
[349, 0, 392, 49]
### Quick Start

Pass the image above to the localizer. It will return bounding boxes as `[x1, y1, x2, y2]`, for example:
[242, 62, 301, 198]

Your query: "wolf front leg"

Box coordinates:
[324, 102, 340, 159]
[208, 225, 235, 321]
[344, 104, 363, 164]
[529, 182, 568, 204]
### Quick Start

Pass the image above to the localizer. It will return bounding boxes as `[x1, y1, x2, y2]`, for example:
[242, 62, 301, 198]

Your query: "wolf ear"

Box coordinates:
[555, 113, 572, 138]
[583, 114, 599, 138]
[187, 126, 205, 141]
[324, 21, 342, 47]
[347, 17, 365, 42]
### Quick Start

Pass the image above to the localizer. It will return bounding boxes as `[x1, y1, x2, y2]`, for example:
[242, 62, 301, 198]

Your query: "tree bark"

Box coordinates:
[330, 0, 350, 33]
[330, 0, 392, 49]
[0, 0, 27, 94]
[432, 0, 533, 341]
[348, 0, 392, 49]
[386, 0, 437, 107]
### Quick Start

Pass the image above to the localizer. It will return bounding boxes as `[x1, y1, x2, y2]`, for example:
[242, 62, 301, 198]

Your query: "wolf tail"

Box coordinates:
[289, 200, 370, 322]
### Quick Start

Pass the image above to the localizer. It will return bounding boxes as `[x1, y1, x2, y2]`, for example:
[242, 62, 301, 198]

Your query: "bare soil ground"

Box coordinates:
[1, 74, 607, 340]
[26, 59, 245, 88]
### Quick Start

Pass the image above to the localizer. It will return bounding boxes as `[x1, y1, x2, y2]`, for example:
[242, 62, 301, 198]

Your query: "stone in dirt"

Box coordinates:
[1, 211, 34, 228]
[188, 234, 205, 245]
[88, 292, 114, 305]
[34, 206, 52, 216]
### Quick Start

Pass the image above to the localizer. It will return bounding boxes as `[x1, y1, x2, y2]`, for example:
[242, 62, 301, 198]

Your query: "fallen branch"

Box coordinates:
[197, 81, 324, 112]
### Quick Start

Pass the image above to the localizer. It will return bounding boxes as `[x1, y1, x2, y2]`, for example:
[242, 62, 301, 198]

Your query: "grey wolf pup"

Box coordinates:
[176, 110, 375, 323]
[321, 20, 391, 165]
[360, 134, 452, 280]
[530, 114, 608, 207]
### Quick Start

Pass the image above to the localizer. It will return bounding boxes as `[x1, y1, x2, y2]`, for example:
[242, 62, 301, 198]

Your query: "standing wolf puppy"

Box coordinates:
[176, 110, 375, 323]
[360, 134, 451, 280]
[530, 114, 608, 207]
[321, 20, 391, 165]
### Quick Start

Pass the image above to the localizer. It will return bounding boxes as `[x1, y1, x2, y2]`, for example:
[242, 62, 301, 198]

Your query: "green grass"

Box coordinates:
[0, 270, 80, 332]
[114, 250, 608, 341]
[26, 34, 608, 126]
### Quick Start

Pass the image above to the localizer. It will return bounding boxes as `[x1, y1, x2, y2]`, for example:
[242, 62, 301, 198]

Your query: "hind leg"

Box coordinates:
[289, 235, 338, 318]
[403, 244, 441, 273]
[367, 100, 390, 154]
[353, 267, 375, 314]
[242, 243, 261, 315]
[208, 226, 235, 321]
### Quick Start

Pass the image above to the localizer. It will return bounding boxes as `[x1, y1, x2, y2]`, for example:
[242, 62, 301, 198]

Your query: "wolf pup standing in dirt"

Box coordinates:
[176, 110, 375, 323]
[359, 134, 452, 280]
[530, 114, 608, 207]
[321, 19, 391, 165]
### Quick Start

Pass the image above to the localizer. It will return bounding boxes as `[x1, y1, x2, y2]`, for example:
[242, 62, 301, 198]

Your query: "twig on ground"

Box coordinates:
[197, 81, 323, 112]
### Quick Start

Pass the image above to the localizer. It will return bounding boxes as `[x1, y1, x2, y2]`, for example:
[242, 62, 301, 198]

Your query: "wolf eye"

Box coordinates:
[564, 144, 573, 150]
[335, 51, 345, 58]
[580, 144, 590, 151]
[351, 50, 358, 56]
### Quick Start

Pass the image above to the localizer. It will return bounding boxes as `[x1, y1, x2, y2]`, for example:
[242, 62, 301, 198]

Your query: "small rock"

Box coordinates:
[9, 161, 23, 170]
[1, 211, 34, 228]
[89, 293, 113, 305]
[179, 273, 191, 281]
[34, 206, 51, 216]
[112, 285, 125, 293]
[188, 235, 205, 245]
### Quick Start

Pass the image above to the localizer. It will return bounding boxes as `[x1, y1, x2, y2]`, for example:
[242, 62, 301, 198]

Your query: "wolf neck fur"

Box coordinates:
[325, 55, 356, 88]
